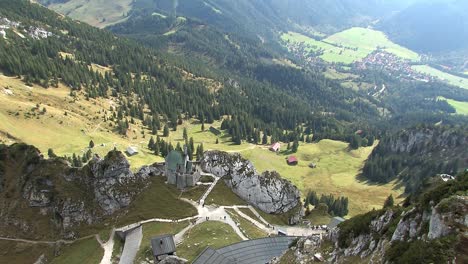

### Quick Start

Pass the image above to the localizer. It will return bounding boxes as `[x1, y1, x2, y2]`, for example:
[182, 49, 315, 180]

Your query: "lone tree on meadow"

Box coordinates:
[383, 194, 394, 208]
[163, 125, 170, 137]
[89, 140, 95, 149]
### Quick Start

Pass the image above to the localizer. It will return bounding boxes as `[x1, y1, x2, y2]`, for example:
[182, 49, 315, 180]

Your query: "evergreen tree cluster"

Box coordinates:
[305, 190, 349, 217]
[64, 149, 93, 167]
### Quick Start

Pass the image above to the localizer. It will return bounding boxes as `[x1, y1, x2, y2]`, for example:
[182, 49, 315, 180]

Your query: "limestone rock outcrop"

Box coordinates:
[201, 151, 302, 222]
[0, 144, 157, 239]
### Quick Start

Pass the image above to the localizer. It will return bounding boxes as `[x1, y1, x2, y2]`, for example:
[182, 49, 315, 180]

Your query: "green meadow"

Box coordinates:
[242, 140, 404, 217]
[412, 65, 468, 90]
[49, 0, 132, 28]
[177, 221, 242, 262]
[282, 27, 419, 64]
[438, 97, 468, 115]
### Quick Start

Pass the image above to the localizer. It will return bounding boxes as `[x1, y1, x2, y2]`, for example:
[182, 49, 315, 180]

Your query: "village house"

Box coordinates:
[269, 142, 281, 152]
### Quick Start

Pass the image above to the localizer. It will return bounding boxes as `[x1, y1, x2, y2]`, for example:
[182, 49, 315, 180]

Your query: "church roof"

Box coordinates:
[165, 150, 184, 171]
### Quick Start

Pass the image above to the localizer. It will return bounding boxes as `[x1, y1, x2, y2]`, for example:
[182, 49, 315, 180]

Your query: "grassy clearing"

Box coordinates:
[177, 221, 242, 262]
[305, 210, 332, 225]
[180, 185, 209, 202]
[117, 177, 197, 225]
[412, 65, 468, 90]
[0, 75, 248, 171]
[325, 27, 419, 61]
[111, 236, 124, 263]
[205, 180, 247, 206]
[438, 97, 468, 115]
[49, 0, 132, 28]
[98, 228, 111, 243]
[136, 221, 189, 263]
[226, 209, 268, 239]
[51, 238, 103, 264]
[256, 208, 296, 226]
[0, 74, 160, 170]
[238, 208, 262, 223]
[446, 99, 468, 115]
[0, 241, 52, 264]
[242, 140, 403, 217]
[282, 28, 419, 64]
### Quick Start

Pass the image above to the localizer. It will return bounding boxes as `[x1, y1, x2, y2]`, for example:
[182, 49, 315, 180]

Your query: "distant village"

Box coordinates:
[355, 50, 435, 83]
[284, 40, 439, 85]
[0, 17, 52, 40]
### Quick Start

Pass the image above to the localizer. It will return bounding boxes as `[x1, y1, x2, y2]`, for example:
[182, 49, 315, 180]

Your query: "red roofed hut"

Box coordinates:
[287, 156, 298, 166]
[269, 142, 281, 152]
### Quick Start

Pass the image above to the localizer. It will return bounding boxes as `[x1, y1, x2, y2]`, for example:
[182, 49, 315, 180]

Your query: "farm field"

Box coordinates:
[241, 140, 404, 217]
[282, 27, 419, 64]
[412, 65, 468, 90]
[48, 0, 132, 28]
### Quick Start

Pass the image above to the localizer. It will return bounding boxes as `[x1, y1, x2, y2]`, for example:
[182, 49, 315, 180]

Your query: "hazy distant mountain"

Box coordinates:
[378, 0, 468, 53]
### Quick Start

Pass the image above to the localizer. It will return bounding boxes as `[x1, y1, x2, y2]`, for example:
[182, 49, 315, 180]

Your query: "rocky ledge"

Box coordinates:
[201, 150, 303, 223]
[0, 144, 160, 238]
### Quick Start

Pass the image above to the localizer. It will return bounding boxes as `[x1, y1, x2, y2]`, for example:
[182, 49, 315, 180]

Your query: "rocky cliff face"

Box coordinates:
[276, 173, 468, 263]
[388, 127, 467, 154]
[201, 151, 302, 222]
[0, 144, 156, 239]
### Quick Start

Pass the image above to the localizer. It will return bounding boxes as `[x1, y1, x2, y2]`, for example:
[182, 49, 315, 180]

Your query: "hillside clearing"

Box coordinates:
[438, 97, 468, 115]
[48, 0, 132, 28]
[412, 65, 468, 90]
[242, 140, 404, 217]
[282, 27, 419, 64]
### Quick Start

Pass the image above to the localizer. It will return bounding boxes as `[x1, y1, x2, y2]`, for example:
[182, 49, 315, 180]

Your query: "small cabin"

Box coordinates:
[269, 142, 281, 152]
[126, 146, 138, 156]
[209, 126, 221, 136]
[151, 234, 176, 262]
[287, 156, 298, 166]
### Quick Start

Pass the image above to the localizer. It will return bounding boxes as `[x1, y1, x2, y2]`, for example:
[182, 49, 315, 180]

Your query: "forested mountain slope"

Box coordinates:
[361, 125, 468, 193]
[1, 0, 384, 145]
[280, 171, 468, 263]
[378, 0, 468, 54]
